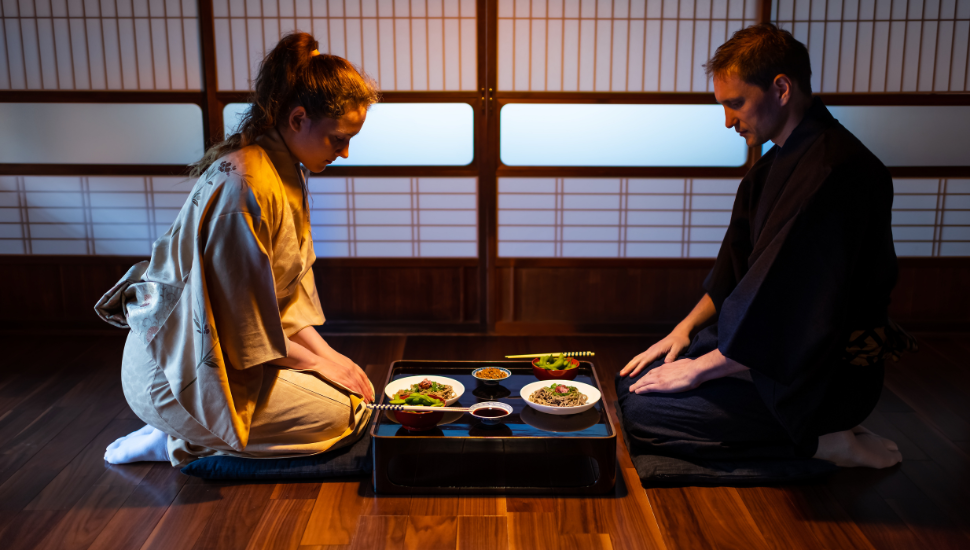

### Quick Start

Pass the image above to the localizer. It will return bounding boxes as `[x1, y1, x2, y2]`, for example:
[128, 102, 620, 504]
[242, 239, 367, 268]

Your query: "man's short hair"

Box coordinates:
[704, 23, 813, 95]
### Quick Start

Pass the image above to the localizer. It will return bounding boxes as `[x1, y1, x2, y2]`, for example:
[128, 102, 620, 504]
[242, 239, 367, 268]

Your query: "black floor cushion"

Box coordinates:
[614, 401, 836, 487]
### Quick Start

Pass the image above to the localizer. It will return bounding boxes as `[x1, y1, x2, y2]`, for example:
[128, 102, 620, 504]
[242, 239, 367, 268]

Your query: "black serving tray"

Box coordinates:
[371, 360, 616, 495]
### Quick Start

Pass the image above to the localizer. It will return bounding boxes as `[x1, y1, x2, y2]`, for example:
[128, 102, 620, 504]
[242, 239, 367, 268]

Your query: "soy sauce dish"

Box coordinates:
[468, 401, 513, 426]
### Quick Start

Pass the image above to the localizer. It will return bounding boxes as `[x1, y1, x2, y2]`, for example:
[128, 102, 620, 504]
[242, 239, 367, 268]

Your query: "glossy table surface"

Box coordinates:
[373, 360, 614, 439]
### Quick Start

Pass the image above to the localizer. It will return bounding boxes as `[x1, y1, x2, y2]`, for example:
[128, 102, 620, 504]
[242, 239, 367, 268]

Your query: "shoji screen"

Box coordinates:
[496, 176, 970, 258]
[0, 0, 480, 258]
[771, 0, 970, 92]
[0, 174, 478, 257]
[0, 0, 202, 90]
[213, 0, 478, 90]
[496, 0, 759, 92]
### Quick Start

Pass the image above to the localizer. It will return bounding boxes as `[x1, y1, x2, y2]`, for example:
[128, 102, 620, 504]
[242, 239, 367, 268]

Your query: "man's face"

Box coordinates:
[286, 105, 367, 173]
[713, 73, 784, 147]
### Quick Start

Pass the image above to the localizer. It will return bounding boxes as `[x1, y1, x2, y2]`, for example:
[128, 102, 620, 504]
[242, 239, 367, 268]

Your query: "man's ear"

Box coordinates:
[287, 106, 308, 133]
[773, 74, 793, 107]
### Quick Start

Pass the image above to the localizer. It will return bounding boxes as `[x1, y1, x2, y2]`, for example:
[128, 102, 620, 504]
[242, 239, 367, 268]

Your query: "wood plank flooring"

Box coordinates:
[1, 332, 969, 550]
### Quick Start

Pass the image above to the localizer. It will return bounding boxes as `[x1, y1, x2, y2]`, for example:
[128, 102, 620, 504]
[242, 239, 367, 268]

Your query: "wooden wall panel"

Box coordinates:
[495, 262, 709, 333]
[494, 258, 970, 334]
[0, 256, 966, 333]
[315, 264, 480, 328]
[0, 256, 481, 332]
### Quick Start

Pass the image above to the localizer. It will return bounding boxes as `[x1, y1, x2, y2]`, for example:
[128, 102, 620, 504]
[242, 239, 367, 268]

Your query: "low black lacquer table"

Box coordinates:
[371, 360, 616, 495]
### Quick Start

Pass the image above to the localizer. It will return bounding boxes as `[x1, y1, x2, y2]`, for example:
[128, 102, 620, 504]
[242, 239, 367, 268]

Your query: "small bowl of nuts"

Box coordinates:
[471, 366, 512, 386]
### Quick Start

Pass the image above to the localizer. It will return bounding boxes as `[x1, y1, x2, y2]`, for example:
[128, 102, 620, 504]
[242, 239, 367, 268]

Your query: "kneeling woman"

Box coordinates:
[96, 33, 378, 466]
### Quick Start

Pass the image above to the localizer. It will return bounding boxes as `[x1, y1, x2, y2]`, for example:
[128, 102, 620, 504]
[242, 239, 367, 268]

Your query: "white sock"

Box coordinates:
[104, 425, 169, 464]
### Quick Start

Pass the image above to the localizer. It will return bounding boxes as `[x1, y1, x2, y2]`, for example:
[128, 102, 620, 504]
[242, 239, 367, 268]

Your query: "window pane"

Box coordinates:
[762, 106, 970, 166]
[500, 104, 748, 166]
[0, 103, 204, 164]
[224, 103, 475, 166]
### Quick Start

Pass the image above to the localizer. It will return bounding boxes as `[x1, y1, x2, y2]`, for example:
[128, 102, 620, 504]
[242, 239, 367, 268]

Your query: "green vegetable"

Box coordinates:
[537, 353, 569, 370]
[403, 394, 443, 407]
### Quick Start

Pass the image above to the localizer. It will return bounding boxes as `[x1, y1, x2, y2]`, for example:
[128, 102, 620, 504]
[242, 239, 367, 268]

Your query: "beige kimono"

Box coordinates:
[96, 130, 370, 467]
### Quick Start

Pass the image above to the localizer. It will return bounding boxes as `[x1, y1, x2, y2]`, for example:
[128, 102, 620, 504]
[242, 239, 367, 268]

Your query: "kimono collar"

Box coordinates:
[254, 128, 308, 189]
[254, 128, 311, 243]
[751, 97, 836, 241]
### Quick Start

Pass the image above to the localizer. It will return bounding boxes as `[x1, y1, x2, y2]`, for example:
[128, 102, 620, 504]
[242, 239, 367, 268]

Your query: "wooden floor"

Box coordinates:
[1, 332, 969, 550]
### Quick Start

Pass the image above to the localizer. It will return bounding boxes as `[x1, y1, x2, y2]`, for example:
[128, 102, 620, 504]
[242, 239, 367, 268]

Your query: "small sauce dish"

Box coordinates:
[468, 401, 513, 426]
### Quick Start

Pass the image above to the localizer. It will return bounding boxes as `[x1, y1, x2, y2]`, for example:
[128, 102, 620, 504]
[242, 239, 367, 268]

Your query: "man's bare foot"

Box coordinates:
[852, 425, 899, 452]
[814, 426, 902, 468]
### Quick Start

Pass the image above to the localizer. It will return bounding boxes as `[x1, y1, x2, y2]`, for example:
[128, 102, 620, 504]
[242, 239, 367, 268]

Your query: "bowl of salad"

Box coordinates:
[531, 354, 581, 381]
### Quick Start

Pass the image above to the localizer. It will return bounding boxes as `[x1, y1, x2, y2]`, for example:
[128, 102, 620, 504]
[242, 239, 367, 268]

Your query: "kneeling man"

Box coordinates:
[617, 24, 907, 468]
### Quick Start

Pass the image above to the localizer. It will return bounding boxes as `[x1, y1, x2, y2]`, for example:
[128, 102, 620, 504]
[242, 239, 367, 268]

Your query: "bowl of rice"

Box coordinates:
[519, 380, 601, 416]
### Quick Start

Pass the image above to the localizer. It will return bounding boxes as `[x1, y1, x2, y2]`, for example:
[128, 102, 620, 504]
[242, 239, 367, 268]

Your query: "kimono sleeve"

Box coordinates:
[202, 211, 289, 370]
[279, 267, 326, 337]
[703, 177, 754, 312]
[715, 166, 877, 386]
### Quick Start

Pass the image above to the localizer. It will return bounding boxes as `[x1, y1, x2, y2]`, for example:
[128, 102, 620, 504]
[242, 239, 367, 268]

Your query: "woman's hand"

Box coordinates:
[290, 327, 374, 402]
[313, 357, 374, 403]
[619, 330, 692, 378]
[628, 358, 701, 394]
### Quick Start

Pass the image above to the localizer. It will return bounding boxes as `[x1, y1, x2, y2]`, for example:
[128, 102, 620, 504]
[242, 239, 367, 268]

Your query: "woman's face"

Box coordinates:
[281, 105, 367, 173]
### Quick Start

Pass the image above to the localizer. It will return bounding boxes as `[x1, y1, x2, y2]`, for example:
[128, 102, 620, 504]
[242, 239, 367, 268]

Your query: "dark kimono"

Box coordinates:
[617, 98, 897, 459]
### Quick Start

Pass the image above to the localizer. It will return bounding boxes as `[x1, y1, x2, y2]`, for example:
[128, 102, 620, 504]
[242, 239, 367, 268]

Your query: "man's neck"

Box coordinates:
[770, 96, 812, 148]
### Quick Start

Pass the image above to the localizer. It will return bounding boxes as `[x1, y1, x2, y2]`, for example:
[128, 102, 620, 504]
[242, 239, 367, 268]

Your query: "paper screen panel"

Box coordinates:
[497, 0, 758, 91]
[0, 0, 201, 90]
[213, 0, 477, 91]
[309, 177, 478, 257]
[772, 0, 970, 92]
[225, 102, 475, 165]
[496, 177, 969, 258]
[0, 175, 478, 257]
[0, 103, 204, 164]
[500, 104, 748, 166]
[498, 177, 739, 257]
[0, 175, 194, 255]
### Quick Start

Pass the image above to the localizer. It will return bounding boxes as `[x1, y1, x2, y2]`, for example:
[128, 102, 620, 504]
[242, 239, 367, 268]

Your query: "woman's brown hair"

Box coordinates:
[191, 32, 380, 177]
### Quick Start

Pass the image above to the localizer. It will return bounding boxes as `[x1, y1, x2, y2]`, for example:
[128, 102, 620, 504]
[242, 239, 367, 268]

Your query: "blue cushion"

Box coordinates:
[180, 432, 372, 480]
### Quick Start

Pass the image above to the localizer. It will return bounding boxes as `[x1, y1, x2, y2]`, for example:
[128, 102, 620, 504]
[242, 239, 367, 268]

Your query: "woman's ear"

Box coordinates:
[287, 106, 308, 133]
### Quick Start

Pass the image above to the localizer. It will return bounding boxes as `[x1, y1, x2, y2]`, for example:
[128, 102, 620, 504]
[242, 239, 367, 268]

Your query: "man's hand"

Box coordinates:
[628, 358, 701, 394]
[619, 330, 692, 378]
[627, 349, 749, 395]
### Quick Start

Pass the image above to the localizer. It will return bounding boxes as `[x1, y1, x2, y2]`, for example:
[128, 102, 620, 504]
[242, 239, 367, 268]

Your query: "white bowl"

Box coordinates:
[520, 380, 601, 416]
[384, 375, 465, 407]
